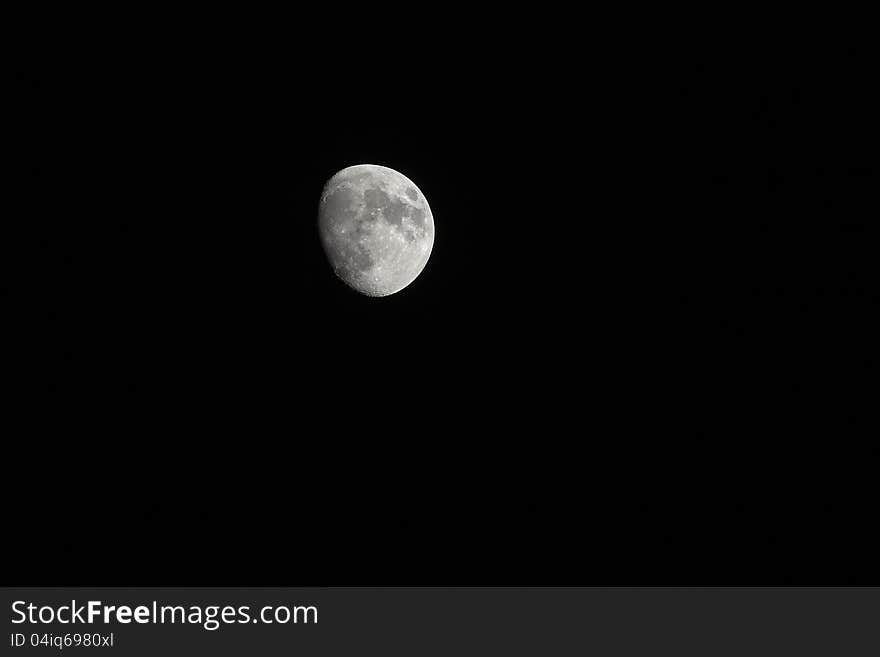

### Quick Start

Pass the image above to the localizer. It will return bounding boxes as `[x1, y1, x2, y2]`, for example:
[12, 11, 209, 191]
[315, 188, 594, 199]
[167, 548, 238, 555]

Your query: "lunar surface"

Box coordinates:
[318, 164, 434, 297]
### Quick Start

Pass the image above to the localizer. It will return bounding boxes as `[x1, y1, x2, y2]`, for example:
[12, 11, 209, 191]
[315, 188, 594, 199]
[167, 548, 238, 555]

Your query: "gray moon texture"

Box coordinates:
[318, 164, 434, 297]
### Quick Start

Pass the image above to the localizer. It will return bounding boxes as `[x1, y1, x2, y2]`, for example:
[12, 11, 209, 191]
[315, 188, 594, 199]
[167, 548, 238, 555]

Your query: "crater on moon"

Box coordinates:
[318, 164, 435, 297]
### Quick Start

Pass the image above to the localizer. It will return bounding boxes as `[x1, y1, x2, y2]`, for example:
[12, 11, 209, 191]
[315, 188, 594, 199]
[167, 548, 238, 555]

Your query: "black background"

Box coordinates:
[10, 15, 878, 584]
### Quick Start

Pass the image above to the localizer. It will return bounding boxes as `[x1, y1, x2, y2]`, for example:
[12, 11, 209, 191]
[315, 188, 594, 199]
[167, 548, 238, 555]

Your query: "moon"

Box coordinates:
[318, 164, 435, 297]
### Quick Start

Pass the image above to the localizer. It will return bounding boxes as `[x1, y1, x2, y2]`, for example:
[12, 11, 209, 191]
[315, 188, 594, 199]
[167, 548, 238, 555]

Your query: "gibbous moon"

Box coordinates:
[318, 164, 435, 297]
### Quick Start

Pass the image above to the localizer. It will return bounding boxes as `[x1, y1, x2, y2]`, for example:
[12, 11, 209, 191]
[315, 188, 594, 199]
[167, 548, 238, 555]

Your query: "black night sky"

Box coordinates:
[11, 19, 878, 585]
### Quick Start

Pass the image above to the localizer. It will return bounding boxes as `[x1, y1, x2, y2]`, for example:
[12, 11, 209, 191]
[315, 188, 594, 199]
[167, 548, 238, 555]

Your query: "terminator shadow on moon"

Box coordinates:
[318, 164, 435, 297]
